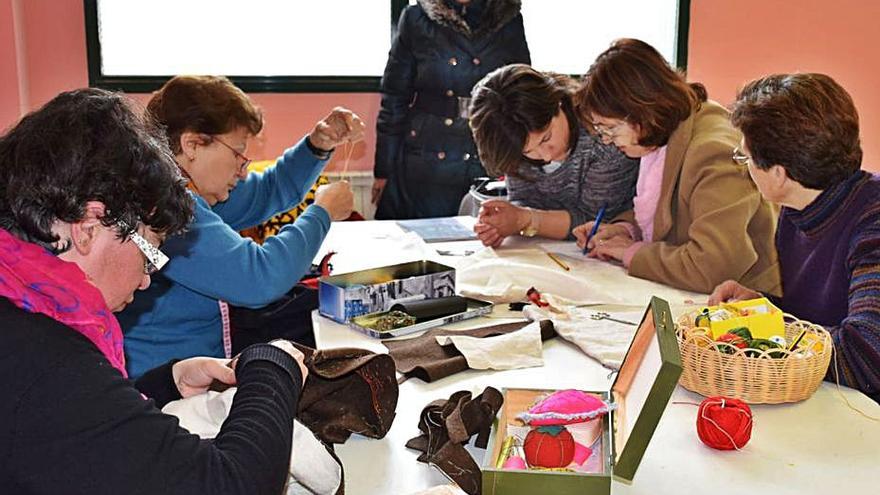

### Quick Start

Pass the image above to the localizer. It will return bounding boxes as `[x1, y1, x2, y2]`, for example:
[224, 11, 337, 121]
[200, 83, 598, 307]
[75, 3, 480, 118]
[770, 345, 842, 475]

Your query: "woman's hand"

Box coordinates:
[572, 222, 632, 251]
[269, 340, 309, 387]
[371, 178, 387, 205]
[309, 107, 366, 151]
[708, 280, 762, 305]
[315, 181, 354, 221]
[474, 199, 530, 247]
[586, 235, 635, 262]
[172, 357, 236, 398]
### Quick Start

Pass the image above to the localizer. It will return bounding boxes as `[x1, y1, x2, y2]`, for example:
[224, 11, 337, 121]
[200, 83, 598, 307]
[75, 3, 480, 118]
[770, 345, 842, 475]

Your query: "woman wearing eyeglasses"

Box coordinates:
[467, 64, 638, 246]
[571, 39, 780, 295]
[0, 88, 309, 493]
[709, 74, 880, 403]
[120, 75, 365, 378]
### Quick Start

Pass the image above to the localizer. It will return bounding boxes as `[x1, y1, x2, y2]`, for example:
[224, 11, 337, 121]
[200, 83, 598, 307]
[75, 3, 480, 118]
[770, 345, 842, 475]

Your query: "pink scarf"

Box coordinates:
[0, 228, 128, 378]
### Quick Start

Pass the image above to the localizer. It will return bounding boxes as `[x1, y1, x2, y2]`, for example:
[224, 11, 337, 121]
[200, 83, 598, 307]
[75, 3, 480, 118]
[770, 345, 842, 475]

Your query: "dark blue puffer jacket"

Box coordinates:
[374, 0, 530, 219]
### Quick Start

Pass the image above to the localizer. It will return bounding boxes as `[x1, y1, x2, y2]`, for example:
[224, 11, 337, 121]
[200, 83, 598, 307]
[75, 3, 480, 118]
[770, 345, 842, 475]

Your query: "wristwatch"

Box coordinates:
[306, 137, 333, 160]
[519, 208, 540, 237]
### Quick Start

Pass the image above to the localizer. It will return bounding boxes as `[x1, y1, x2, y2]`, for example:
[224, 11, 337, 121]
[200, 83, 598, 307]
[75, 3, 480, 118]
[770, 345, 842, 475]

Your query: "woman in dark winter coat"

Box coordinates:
[373, 0, 530, 219]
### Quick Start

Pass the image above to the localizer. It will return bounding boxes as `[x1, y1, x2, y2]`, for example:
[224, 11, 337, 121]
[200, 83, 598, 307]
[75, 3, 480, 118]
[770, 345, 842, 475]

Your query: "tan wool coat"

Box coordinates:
[623, 100, 781, 295]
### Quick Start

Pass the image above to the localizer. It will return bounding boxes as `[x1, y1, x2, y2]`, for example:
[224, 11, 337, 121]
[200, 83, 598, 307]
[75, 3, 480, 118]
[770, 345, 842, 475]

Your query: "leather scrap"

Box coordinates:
[297, 346, 399, 446]
[385, 320, 556, 383]
[406, 387, 504, 495]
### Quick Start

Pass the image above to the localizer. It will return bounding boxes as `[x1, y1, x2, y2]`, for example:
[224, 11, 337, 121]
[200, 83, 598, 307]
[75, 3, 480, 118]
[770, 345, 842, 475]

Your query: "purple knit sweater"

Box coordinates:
[774, 170, 880, 403]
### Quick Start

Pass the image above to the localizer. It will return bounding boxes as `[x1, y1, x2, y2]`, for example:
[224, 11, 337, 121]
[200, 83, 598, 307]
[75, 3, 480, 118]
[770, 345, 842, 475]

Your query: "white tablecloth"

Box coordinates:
[311, 218, 880, 495]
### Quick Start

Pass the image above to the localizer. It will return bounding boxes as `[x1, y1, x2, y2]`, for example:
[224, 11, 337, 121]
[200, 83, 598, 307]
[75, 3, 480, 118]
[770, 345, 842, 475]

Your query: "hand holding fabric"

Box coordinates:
[172, 357, 236, 398]
[269, 339, 309, 387]
[309, 106, 366, 151]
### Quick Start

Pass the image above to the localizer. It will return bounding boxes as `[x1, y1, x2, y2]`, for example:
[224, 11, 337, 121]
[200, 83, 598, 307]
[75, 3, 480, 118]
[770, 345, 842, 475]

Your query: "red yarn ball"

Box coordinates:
[523, 426, 575, 467]
[696, 396, 753, 450]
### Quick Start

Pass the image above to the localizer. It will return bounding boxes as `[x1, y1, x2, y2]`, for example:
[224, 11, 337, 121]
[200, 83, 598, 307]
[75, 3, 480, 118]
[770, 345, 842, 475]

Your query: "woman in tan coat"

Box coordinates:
[571, 39, 780, 295]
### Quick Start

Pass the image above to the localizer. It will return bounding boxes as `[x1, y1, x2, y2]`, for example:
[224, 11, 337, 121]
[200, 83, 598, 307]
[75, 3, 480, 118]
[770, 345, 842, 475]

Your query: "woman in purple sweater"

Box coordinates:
[710, 73, 880, 403]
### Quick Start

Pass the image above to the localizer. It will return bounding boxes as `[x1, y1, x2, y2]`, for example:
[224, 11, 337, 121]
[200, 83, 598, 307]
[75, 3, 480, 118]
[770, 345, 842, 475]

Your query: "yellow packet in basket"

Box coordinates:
[694, 297, 785, 341]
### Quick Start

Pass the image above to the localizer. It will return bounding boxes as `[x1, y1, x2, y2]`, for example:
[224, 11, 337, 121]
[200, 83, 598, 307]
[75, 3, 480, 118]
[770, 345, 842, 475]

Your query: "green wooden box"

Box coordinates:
[482, 296, 682, 494]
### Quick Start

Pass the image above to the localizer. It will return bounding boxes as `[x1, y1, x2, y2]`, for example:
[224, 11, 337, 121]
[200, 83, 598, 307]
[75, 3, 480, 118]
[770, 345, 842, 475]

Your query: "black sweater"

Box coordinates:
[0, 298, 302, 494]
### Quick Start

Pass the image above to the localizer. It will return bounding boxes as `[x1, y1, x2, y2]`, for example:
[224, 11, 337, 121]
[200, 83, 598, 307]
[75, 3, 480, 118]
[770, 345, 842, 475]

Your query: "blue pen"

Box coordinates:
[583, 203, 608, 255]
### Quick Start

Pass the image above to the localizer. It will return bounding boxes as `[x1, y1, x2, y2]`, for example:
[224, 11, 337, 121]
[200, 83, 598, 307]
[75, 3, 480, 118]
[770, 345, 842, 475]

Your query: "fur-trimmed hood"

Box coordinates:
[417, 0, 522, 38]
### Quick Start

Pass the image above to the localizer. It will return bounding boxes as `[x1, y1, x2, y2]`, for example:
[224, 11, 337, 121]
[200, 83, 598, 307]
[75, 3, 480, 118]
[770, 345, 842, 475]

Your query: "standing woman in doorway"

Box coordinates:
[373, 0, 531, 219]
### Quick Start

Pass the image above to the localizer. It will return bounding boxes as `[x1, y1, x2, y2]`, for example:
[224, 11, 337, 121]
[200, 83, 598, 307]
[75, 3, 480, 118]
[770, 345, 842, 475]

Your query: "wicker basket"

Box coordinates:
[675, 311, 832, 404]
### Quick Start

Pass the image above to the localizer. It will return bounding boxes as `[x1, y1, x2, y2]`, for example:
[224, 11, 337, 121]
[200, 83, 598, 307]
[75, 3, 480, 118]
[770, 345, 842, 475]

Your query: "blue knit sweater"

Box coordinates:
[120, 137, 331, 378]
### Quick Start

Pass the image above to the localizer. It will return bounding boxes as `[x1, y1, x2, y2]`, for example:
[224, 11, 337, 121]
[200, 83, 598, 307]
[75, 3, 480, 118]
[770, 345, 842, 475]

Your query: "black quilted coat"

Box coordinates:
[374, 0, 530, 219]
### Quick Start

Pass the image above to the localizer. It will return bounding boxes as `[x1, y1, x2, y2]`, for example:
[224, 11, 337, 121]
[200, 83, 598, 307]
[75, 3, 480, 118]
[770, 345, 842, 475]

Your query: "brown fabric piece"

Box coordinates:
[385, 320, 556, 382]
[296, 346, 399, 446]
[406, 387, 504, 495]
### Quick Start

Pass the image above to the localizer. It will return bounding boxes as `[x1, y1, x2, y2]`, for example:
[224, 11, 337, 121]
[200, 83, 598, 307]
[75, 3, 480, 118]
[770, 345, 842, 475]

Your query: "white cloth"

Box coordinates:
[409, 485, 469, 495]
[455, 247, 703, 306]
[434, 320, 544, 370]
[162, 389, 342, 495]
[524, 304, 644, 369]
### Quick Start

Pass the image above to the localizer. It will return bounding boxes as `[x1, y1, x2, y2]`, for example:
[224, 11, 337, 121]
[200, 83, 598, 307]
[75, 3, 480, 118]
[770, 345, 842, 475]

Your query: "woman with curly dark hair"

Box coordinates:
[0, 88, 309, 494]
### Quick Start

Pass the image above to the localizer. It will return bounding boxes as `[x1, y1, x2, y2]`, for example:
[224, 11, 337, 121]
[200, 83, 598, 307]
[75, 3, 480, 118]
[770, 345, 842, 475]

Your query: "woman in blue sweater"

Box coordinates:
[120, 76, 364, 378]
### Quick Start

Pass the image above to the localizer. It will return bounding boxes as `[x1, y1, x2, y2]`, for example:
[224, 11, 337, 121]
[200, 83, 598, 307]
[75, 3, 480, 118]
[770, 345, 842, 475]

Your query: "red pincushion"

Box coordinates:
[523, 426, 575, 468]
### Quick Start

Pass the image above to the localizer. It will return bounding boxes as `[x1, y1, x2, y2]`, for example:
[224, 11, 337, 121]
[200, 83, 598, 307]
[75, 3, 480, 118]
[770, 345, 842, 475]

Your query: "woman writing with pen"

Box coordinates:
[572, 39, 781, 295]
[468, 64, 638, 247]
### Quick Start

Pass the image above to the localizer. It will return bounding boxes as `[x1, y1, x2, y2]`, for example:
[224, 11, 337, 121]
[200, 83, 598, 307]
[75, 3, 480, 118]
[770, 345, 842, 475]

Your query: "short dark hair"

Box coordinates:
[731, 73, 862, 189]
[576, 38, 707, 147]
[0, 88, 194, 253]
[469, 64, 580, 176]
[147, 75, 263, 154]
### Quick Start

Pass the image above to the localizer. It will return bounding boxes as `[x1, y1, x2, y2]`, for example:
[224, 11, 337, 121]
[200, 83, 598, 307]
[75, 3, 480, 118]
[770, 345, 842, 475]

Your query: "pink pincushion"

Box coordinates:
[517, 389, 616, 426]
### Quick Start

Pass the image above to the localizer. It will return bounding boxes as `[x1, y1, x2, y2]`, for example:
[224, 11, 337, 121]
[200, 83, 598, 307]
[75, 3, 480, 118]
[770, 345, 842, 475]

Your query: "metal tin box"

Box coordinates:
[347, 297, 493, 339]
[318, 260, 456, 323]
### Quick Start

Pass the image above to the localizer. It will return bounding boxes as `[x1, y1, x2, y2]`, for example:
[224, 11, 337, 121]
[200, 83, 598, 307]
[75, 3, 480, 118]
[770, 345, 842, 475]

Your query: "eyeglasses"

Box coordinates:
[118, 220, 169, 275]
[591, 119, 629, 141]
[732, 147, 752, 167]
[211, 135, 252, 174]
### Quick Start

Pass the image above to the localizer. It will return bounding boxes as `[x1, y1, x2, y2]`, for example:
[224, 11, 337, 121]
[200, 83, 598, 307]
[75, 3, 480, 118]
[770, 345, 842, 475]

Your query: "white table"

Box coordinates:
[311, 219, 880, 495]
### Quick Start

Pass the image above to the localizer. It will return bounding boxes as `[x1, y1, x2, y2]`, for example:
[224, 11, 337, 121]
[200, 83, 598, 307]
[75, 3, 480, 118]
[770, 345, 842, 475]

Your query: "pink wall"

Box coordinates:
[0, 0, 22, 131]
[1, 0, 877, 172]
[689, 0, 880, 171]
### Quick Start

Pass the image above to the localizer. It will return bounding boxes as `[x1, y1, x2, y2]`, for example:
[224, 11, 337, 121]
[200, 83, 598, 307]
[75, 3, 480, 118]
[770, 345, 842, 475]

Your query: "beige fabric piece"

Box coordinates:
[524, 304, 644, 369]
[162, 389, 342, 495]
[455, 247, 703, 306]
[434, 320, 544, 370]
[409, 485, 469, 495]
